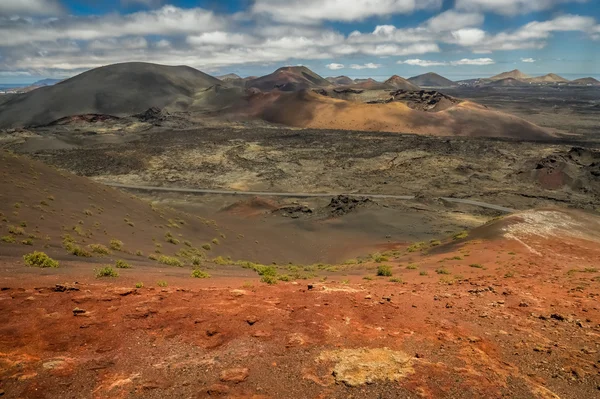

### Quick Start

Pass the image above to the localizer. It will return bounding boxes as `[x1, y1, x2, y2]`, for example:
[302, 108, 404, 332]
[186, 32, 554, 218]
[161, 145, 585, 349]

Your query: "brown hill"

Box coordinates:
[0, 152, 233, 269]
[346, 78, 393, 90]
[237, 90, 551, 139]
[216, 73, 242, 80]
[527, 73, 570, 84]
[384, 75, 420, 90]
[326, 76, 355, 86]
[487, 77, 529, 87]
[246, 66, 331, 92]
[489, 69, 531, 81]
[0, 62, 222, 128]
[570, 77, 600, 86]
[408, 72, 455, 87]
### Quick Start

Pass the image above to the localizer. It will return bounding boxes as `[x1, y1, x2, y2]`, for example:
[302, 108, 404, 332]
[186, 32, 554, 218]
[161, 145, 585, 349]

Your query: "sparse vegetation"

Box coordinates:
[110, 239, 123, 251]
[436, 268, 451, 275]
[183, 240, 192, 247]
[165, 232, 180, 245]
[157, 255, 183, 267]
[88, 244, 110, 255]
[19, 221, 27, 227]
[469, 263, 485, 269]
[202, 243, 212, 251]
[23, 251, 59, 268]
[407, 242, 426, 253]
[157, 280, 168, 287]
[83, 209, 93, 216]
[191, 269, 210, 279]
[389, 277, 403, 283]
[261, 275, 278, 285]
[8, 225, 25, 235]
[115, 260, 131, 269]
[419, 271, 428, 276]
[363, 276, 374, 281]
[148, 253, 158, 261]
[406, 264, 418, 270]
[96, 266, 119, 278]
[135, 250, 143, 256]
[371, 253, 389, 263]
[504, 271, 515, 278]
[21, 238, 33, 246]
[212, 238, 220, 245]
[135, 282, 144, 289]
[1, 235, 16, 243]
[453, 231, 469, 240]
[377, 265, 393, 277]
[429, 239, 441, 246]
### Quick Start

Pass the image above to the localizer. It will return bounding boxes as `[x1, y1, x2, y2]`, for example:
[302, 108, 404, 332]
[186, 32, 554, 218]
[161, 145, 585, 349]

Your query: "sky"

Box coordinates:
[0, 0, 599, 83]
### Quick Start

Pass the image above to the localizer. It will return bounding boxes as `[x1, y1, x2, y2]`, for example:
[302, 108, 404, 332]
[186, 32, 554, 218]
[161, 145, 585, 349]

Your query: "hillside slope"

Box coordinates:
[0, 62, 222, 128]
[384, 75, 420, 90]
[408, 72, 455, 87]
[246, 66, 331, 91]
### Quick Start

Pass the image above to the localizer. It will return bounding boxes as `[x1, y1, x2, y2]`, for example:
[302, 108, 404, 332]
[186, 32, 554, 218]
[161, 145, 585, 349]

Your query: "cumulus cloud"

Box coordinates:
[251, 0, 442, 23]
[451, 58, 495, 65]
[121, 0, 164, 7]
[521, 58, 536, 62]
[455, 0, 588, 16]
[399, 59, 447, 67]
[0, 0, 63, 16]
[326, 63, 345, 70]
[425, 10, 485, 32]
[350, 63, 381, 69]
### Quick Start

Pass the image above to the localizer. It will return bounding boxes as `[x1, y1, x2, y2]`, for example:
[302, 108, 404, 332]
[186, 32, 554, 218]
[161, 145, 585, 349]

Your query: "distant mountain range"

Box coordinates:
[457, 69, 599, 87]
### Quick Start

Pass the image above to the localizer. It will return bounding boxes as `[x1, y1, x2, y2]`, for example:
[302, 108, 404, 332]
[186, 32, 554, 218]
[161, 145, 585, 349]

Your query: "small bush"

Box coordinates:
[192, 256, 202, 266]
[191, 269, 210, 279]
[135, 282, 144, 289]
[372, 253, 389, 263]
[115, 260, 131, 269]
[157, 280, 168, 287]
[148, 253, 158, 261]
[157, 255, 183, 267]
[110, 239, 123, 251]
[453, 231, 469, 240]
[420, 271, 428, 276]
[277, 274, 291, 282]
[202, 243, 212, 251]
[429, 239, 441, 246]
[24, 251, 59, 268]
[96, 266, 119, 278]
[363, 276, 374, 281]
[21, 238, 33, 246]
[504, 271, 515, 278]
[8, 225, 25, 235]
[407, 242, 426, 253]
[19, 221, 27, 227]
[261, 275, 278, 285]
[377, 265, 393, 277]
[389, 277, 403, 283]
[582, 268, 598, 273]
[135, 250, 143, 256]
[83, 209, 93, 216]
[469, 263, 484, 269]
[88, 244, 110, 255]
[212, 238, 220, 245]
[165, 232, 180, 245]
[1, 235, 16, 243]
[183, 240, 192, 247]
[436, 268, 451, 275]
[213, 256, 230, 265]
[406, 264, 418, 270]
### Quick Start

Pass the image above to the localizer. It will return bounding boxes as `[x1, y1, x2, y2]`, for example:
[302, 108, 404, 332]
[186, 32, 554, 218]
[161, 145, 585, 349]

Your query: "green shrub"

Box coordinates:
[192, 256, 202, 266]
[429, 239, 441, 246]
[8, 225, 25, 235]
[115, 260, 131, 269]
[213, 256, 230, 265]
[436, 268, 451, 275]
[191, 269, 210, 279]
[135, 250, 143, 256]
[407, 242, 426, 253]
[389, 277, 403, 283]
[277, 274, 291, 282]
[212, 238, 220, 245]
[372, 253, 389, 263]
[202, 243, 212, 251]
[64, 241, 92, 257]
[135, 282, 144, 289]
[24, 251, 59, 268]
[157, 255, 183, 267]
[96, 266, 118, 278]
[165, 232, 180, 245]
[419, 271, 428, 276]
[21, 238, 33, 246]
[19, 221, 27, 227]
[406, 264, 418, 270]
[363, 276, 374, 281]
[377, 265, 393, 277]
[469, 263, 484, 269]
[183, 240, 192, 247]
[157, 280, 168, 287]
[1, 235, 16, 243]
[148, 253, 158, 261]
[88, 244, 110, 255]
[110, 239, 123, 251]
[453, 231, 469, 240]
[261, 275, 278, 285]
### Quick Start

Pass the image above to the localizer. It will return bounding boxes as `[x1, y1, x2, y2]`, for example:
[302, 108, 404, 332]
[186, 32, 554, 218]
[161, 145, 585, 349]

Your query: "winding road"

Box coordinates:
[105, 182, 516, 213]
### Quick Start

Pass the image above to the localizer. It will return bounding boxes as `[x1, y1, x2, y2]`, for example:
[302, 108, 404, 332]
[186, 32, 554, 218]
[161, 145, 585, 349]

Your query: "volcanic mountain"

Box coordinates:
[217, 73, 242, 80]
[0, 62, 221, 128]
[384, 75, 420, 90]
[408, 72, 455, 87]
[489, 69, 531, 81]
[326, 76, 355, 86]
[571, 77, 600, 85]
[246, 66, 331, 92]
[527, 73, 570, 84]
[487, 78, 529, 87]
[238, 89, 551, 139]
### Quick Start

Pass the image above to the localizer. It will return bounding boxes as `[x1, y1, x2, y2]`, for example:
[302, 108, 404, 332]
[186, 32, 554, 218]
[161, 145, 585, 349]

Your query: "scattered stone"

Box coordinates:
[0, 389, 4, 396]
[307, 284, 314, 291]
[206, 328, 219, 337]
[115, 288, 134, 296]
[365, 295, 372, 300]
[219, 368, 249, 383]
[468, 336, 482, 343]
[207, 383, 230, 395]
[246, 316, 259, 326]
[72, 307, 86, 316]
[519, 301, 529, 307]
[551, 313, 566, 321]
[54, 283, 79, 292]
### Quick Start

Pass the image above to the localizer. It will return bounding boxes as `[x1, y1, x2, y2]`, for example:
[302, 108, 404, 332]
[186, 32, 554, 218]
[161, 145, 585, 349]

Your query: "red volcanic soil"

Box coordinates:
[1, 207, 600, 398]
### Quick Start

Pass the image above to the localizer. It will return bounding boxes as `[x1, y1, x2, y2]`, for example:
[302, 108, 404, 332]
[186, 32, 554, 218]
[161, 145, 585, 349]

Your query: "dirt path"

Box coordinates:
[105, 182, 516, 213]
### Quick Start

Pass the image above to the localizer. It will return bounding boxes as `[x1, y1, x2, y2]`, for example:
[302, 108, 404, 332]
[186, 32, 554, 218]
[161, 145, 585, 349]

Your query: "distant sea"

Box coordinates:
[0, 84, 26, 91]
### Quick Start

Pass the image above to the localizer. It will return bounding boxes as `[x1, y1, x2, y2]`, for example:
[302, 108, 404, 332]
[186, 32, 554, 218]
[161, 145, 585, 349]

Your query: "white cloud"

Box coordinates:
[425, 10, 484, 32]
[0, 0, 63, 16]
[350, 63, 381, 69]
[0, 71, 31, 76]
[521, 58, 536, 62]
[451, 58, 495, 65]
[450, 28, 486, 46]
[121, 0, 164, 7]
[252, 0, 443, 23]
[399, 59, 447, 67]
[326, 63, 345, 70]
[455, 0, 588, 16]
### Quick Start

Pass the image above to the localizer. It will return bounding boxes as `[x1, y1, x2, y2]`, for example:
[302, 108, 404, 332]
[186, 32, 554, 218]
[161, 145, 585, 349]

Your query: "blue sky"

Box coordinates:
[0, 0, 599, 83]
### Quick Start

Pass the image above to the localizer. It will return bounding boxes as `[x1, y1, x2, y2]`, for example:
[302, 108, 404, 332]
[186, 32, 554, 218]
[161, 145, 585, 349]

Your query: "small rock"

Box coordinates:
[219, 368, 249, 383]
[207, 383, 230, 395]
[72, 308, 86, 316]
[0, 389, 4, 396]
[115, 288, 134, 296]
[468, 336, 482, 343]
[206, 328, 219, 337]
[364, 295, 372, 300]
[307, 284, 314, 290]
[551, 313, 566, 321]
[445, 302, 454, 309]
[54, 283, 79, 292]
[245, 316, 259, 326]
[519, 301, 529, 307]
